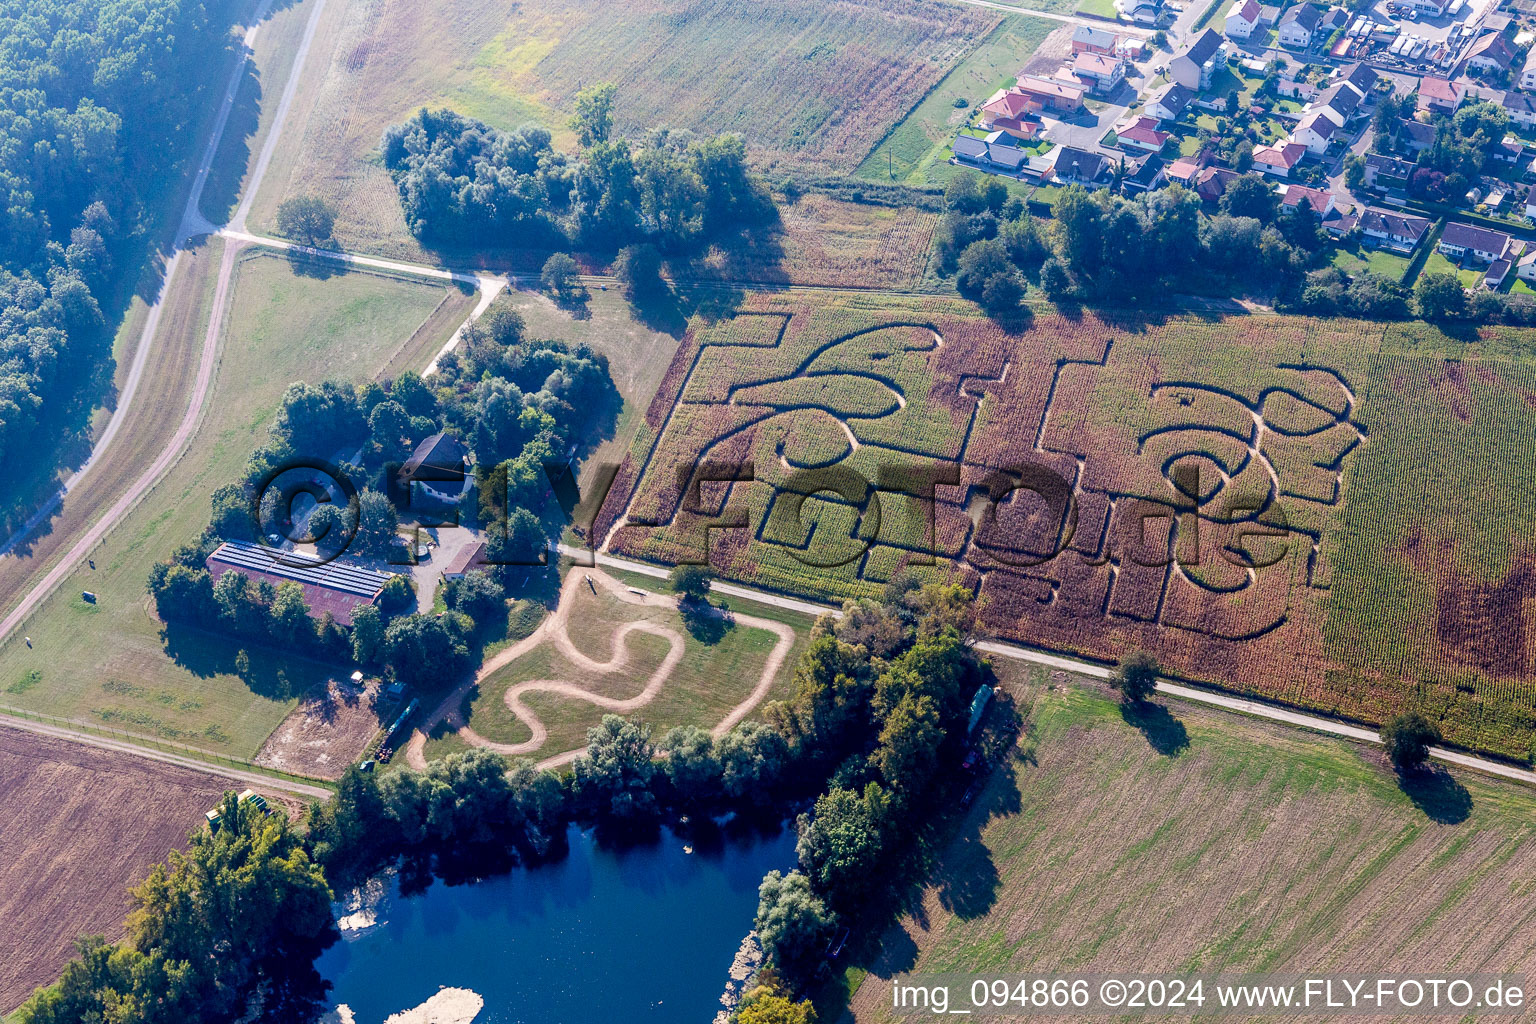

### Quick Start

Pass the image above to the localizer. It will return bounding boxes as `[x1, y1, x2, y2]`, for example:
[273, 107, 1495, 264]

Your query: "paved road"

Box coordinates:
[0, 715, 332, 800]
[0, 0, 336, 797]
[944, 0, 1157, 36]
[568, 546, 1536, 788]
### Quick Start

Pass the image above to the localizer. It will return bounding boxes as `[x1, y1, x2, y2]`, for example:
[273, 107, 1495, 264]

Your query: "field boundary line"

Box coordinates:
[572, 546, 1536, 789]
[0, 710, 331, 800]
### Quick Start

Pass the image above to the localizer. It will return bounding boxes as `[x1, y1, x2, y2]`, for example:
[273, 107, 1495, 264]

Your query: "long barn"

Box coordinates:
[204, 540, 401, 625]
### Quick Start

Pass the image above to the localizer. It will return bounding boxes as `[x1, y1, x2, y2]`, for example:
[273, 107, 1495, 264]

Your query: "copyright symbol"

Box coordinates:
[1100, 980, 1126, 1007]
[248, 458, 359, 567]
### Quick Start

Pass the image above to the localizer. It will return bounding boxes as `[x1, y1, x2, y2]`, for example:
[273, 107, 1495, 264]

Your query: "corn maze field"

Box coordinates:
[594, 294, 1536, 759]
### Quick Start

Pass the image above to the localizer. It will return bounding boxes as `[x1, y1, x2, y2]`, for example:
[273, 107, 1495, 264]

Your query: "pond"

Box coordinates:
[317, 824, 797, 1024]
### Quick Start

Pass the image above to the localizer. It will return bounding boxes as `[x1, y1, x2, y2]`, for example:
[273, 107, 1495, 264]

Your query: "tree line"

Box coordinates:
[381, 83, 776, 257]
[0, 0, 240, 502]
[39, 566, 996, 1023]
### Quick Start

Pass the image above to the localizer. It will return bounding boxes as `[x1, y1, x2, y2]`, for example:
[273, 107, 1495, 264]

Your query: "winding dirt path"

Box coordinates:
[404, 570, 795, 771]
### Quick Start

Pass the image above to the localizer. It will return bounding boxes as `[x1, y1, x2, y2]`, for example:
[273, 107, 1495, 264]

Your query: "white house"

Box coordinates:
[1521, 49, 1536, 92]
[1171, 29, 1228, 90]
[1145, 82, 1196, 120]
[1294, 111, 1340, 154]
[1278, 4, 1322, 49]
[1252, 141, 1306, 176]
[1072, 52, 1128, 93]
[1438, 221, 1512, 263]
[1225, 0, 1262, 39]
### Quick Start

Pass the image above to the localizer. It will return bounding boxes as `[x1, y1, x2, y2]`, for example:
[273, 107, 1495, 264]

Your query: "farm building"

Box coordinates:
[441, 541, 491, 581]
[397, 432, 469, 504]
[204, 540, 402, 626]
[398, 433, 467, 486]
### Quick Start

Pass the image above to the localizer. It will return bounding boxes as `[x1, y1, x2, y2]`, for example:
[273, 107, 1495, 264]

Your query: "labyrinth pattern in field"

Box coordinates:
[597, 298, 1536, 757]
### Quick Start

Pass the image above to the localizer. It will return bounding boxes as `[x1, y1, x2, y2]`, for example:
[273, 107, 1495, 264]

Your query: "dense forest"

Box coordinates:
[0, 0, 238, 496]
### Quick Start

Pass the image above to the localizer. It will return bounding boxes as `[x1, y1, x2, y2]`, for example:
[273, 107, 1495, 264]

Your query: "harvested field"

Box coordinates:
[0, 726, 245, 1014]
[596, 292, 1536, 758]
[255, 676, 384, 779]
[696, 195, 941, 291]
[247, 0, 999, 259]
[847, 678, 1536, 1022]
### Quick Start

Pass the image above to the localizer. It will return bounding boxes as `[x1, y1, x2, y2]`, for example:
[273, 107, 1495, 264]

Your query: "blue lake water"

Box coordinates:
[317, 824, 796, 1024]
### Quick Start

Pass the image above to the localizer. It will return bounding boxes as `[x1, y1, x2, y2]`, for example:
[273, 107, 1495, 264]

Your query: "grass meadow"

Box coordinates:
[856, 16, 1055, 187]
[846, 674, 1536, 1020]
[419, 575, 808, 763]
[0, 251, 464, 758]
[248, 0, 1001, 261]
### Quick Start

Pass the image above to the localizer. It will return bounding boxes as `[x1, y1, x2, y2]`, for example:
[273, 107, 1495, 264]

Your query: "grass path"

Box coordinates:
[405, 569, 796, 770]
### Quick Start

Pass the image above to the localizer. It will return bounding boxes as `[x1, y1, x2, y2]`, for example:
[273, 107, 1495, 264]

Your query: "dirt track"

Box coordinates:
[405, 570, 796, 770]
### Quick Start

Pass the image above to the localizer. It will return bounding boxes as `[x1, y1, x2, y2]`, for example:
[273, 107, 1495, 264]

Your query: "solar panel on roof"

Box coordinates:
[210, 541, 397, 597]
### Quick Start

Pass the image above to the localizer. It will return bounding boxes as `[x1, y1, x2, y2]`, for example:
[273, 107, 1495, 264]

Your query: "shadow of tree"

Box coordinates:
[679, 599, 731, 644]
[1399, 766, 1472, 824]
[285, 246, 346, 279]
[1121, 700, 1190, 756]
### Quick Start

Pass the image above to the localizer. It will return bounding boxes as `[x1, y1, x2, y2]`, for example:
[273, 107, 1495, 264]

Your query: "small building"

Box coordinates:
[1044, 145, 1118, 187]
[1438, 221, 1512, 263]
[397, 433, 468, 504]
[1121, 154, 1167, 194]
[1225, 0, 1262, 39]
[954, 133, 1030, 173]
[1294, 111, 1340, 154]
[1115, 0, 1165, 24]
[1252, 141, 1307, 176]
[1308, 81, 1362, 126]
[204, 540, 403, 627]
[1278, 3, 1322, 49]
[1502, 91, 1536, 129]
[1279, 183, 1335, 217]
[1171, 29, 1228, 91]
[440, 541, 490, 581]
[987, 115, 1044, 141]
[1484, 257, 1512, 289]
[1460, 30, 1517, 77]
[981, 88, 1038, 123]
[1524, 183, 1536, 221]
[1416, 76, 1464, 115]
[1521, 49, 1536, 92]
[1395, 117, 1436, 153]
[1015, 75, 1087, 113]
[1194, 165, 1242, 203]
[1352, 207, 1432, 252]
[1363, 153, 1414, 190]
[1115, 116, 1171, 152]
[1072, 52, 1128, 94]
[1337, 62, 1378, 97]
[1145, 81, 1196, 121]
[1073, 23, 1118, 54]
[1166, 155, 1204, 185]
